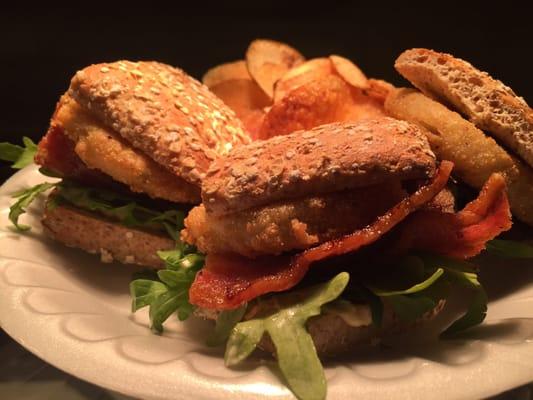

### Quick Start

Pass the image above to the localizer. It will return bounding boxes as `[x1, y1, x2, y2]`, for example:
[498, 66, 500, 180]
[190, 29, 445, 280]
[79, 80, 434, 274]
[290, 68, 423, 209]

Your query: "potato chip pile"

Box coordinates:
[202, 39, 393, 140]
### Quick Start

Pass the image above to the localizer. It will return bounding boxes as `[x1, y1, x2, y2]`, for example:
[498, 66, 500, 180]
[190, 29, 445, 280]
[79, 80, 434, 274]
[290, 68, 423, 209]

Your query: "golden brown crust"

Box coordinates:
[56, 95, 200, 203]
[385, 88, 533, 226]
[260, 74, 387, 139]
[42, 197, 174, 268]
[183, 183, 405, 257]
[202, 118, 436, 216]
[69, 61, 251, 185]
[395, 48, 533, 168]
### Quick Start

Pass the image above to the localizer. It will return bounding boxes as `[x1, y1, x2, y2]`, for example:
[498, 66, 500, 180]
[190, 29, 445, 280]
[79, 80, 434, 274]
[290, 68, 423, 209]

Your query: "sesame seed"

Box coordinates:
[100, 67, 110, 73]
[182, 157, 196, 168]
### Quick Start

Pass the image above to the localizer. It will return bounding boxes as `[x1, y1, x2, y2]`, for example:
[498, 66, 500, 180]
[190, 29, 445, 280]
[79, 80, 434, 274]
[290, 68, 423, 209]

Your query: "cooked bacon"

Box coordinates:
[189, 161, 453, 310]
[392, 173, 512, 258]
[189, 254, 299, 310]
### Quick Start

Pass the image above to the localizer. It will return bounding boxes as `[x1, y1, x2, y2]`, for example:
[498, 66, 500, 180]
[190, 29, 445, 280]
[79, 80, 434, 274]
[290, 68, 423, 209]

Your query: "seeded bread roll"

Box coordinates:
[196, 299, 446, 358]
[42, 195, 174, 268]
[202, 118, 436, 216]
[69, 60, 251, 185]
[385, 88, 533, 226]
[395, 48, 533, 168]
[55, 94, 200, 203]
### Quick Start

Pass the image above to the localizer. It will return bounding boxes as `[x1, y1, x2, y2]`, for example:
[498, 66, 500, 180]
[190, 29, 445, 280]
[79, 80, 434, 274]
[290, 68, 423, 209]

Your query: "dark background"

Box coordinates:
[0, 2, 531, 182]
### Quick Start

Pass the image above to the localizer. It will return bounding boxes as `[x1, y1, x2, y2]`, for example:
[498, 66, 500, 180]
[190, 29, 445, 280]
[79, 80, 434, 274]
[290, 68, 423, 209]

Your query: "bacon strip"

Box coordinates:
[190, 161, 453, 310]
[392, 173, 512, 259]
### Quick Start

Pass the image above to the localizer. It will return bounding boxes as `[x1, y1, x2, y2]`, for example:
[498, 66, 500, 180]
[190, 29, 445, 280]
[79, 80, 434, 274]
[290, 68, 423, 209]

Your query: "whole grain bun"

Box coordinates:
[395, 48, 533, 168]
[202, 118, 436, 216]
[69, 60, 251, 185]
[54, 94, 200, 203]
[196, 299, 446, 358]
[385, 88, 533, 226]
[42, 195, 174, 268]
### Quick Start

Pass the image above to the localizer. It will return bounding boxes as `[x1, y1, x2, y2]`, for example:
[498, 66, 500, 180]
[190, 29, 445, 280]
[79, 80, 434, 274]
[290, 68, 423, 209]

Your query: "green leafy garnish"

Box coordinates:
[8, 180, 186, 237]
[130, 280, 168, 312]
[486, 239, 533, 258]
[9, 182, 57, 230]
[207, 305, 247, 347]
[0, 136, 38, 169]
[130, 245, 204, 333]
[225, 272, 349, 400]
[364, 254, 485, 335]
[55, 183, 185, 236]
[414, 253, 487, 337]
[441, 270, 487, 336]
[370, 267, 444, 296]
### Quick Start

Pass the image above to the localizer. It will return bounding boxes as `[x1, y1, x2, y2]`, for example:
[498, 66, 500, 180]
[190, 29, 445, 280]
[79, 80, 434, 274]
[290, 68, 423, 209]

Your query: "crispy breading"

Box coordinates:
[182, 183, 405, 257]
[385, 88, 533, 226]
[55, 95, 200, 203]
[70, 61, 250, 185]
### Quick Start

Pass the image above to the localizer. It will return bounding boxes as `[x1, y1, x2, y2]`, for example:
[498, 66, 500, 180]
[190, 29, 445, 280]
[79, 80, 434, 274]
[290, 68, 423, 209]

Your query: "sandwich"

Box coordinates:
[131, 117, 510, 400]
[2, 44, 530, 400]
[385, 48, 533, 226]
[8, 60, 250, 267]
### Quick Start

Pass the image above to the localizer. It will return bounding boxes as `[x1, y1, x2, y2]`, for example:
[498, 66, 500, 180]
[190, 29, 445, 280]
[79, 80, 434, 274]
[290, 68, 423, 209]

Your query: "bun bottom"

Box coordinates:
[42, 195, 174, 268]
[197, 299, 446, 357]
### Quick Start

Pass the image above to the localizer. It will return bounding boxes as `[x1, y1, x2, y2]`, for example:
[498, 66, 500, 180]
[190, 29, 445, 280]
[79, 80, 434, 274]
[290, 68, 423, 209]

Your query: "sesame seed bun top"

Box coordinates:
[69, 60, 251, 185]
[202, 118, 437, 216]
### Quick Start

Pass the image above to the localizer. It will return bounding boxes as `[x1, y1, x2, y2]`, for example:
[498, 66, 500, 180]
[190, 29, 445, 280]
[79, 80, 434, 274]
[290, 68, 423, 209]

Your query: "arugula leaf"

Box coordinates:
[55, 183, 185, 235]
[149, 286, 190, 332]
[441, 270, 487, 337]
[9, 182, 57, 230]
[486, 239, 533, 258]
[207, 305, 247, 347]
[7, 179, 186, 236]
[344, 283, 383, 327]
[225, 272, 349, 400]
[387, 294, 438, 322]
[225, 319, 265, 366]
[130, 245, 204, 333]
[0, 136, 37, 169]
[408, 253, 487, 336]
[130, 280, 167, 312]
[370, 268, 444, 297]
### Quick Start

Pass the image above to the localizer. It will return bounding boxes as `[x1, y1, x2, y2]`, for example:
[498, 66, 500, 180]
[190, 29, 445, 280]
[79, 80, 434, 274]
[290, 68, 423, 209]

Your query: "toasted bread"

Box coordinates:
[69, 61, 251, 185]
[202, 118, 436, 216]
[385, 88, 533, 226]
[395, 48, 533, 168]
[42, 196, 174, 268]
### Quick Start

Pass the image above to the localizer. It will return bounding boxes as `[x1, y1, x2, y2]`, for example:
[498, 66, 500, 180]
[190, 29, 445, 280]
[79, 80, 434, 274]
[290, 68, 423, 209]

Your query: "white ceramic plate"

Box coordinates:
[1, 166, 533, 400]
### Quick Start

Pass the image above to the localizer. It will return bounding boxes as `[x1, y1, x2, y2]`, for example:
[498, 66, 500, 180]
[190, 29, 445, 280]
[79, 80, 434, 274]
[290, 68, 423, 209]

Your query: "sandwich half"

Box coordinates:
[23, 60, 250, 267]
[173, 118, 512, 400]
